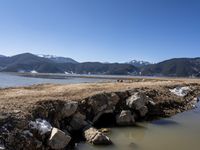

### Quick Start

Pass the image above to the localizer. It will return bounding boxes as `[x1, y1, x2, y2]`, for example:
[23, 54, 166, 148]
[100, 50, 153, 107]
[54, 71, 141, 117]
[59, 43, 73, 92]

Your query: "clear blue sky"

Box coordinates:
[0, 0, 199, 63]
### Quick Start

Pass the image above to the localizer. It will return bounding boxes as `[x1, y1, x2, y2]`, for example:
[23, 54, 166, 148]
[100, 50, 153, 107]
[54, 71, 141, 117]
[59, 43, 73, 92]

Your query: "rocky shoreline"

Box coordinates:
[0, 83, 200, 150]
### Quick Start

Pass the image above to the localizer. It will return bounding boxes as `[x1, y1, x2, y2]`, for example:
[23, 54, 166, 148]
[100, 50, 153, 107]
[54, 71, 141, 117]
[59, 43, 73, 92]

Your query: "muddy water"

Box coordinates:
[78, 102, 200, 150]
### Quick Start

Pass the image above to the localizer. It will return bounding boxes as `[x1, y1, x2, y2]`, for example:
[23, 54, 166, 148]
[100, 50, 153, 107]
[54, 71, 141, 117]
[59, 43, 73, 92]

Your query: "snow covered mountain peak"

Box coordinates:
[127, 60, 152, 67]
[37, 54, 78, 64]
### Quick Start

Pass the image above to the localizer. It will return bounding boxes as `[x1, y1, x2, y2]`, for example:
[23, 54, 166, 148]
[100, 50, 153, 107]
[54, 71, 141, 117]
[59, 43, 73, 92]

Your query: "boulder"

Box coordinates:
[69, 112, 88, 130]
[83, 127, 112, 145]
[48, 128, 71, 149]
[88, 94, 108, 113]
[61, 101, 78, 118]
[115, 91, 129, 100]
[88, 93, 120, 122]
[116, 110, 135, 126]
[107, 92, 120, 107]
[138, 106, 148, 117]
[126, 92, 149, 110]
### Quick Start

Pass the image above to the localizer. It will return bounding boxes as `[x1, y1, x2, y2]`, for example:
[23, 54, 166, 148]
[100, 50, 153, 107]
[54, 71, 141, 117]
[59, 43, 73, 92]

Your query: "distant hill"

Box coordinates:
[0, 53, 137, 75]
[141, 58, 200, 77]
[127, 60, 152, 67]
[0, 53, 62, 73]
[1, 53, 200, 77]
[60, 62, 138, 75]
[38, 54, 78, 64]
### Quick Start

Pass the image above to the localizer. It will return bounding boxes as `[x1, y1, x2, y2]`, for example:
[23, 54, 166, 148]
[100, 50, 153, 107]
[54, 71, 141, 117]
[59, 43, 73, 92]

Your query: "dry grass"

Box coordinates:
[0, 78, 200, 114]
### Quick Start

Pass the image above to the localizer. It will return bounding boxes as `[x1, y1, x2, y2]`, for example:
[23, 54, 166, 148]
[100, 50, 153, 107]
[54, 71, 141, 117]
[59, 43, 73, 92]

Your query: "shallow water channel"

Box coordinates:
[77, 102, 200, 150]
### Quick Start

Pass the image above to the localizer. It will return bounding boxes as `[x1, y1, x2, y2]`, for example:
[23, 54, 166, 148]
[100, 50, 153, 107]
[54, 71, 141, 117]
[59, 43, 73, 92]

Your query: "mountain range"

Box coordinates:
[0, 53, 138, 75]
[140, 57, 200, 77]
[0, 53, 200, 77]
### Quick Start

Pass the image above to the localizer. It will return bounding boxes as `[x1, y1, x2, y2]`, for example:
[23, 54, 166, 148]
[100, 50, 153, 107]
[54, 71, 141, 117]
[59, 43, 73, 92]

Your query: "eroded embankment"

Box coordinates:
[0, 83, 200, 150]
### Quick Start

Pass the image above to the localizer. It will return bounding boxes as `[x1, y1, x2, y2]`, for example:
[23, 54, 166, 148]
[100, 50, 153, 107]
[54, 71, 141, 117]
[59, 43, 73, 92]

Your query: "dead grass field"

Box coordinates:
[0, 78, 200, 114]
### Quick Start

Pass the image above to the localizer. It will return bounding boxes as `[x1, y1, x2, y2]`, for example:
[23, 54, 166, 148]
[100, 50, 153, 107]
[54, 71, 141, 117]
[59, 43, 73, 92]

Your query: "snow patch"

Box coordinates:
[64, 71, 75, 74]
[0, 144, 5, 150]
[0, 140, 5, 150]
[38, 54, 56, 59]
[30, 70, 38, 74]
[29, 119, 52, 135]
[169, 87, 191, 97]
[64, 71, 70, 74]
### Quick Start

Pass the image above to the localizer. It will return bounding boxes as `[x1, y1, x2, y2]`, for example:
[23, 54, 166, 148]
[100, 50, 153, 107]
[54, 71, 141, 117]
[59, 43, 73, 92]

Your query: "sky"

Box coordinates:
[0, 0, 199, 63]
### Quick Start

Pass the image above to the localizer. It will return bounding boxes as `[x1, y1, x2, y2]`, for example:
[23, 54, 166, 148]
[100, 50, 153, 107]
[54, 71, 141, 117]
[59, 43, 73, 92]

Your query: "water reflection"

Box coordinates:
[79, 104, 200, 150]
[151, 119, 179, 126]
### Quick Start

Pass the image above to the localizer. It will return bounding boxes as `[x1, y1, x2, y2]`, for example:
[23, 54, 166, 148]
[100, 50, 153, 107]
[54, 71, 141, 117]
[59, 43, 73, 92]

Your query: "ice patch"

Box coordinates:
[30, 70, 38, 74]
[64, 71, 74, 74]
[169, 87, 191, 97]
[0, 144, 5, 150]
[64, 71, 70, 74]
[29, 119, 52, 135]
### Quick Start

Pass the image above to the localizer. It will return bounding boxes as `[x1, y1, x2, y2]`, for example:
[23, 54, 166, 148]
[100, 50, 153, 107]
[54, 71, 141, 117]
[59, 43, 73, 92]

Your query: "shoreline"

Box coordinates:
[3, 72, 199, 81]
[0, 79, 200, 149]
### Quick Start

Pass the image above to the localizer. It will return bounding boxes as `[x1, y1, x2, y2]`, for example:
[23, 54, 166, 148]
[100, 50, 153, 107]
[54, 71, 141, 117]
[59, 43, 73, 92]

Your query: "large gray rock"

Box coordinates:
[107, 92, 120, 107]
[48, 128, 71, 149]
[61, 101, 78, 118]
[83, 127, 112, 145]
[88, 93, 120, 122]
[138, 106, 148, 117]
[70, 112, 88, 130]
[126, 92, 149, 110]
[116, 110, 135, 126]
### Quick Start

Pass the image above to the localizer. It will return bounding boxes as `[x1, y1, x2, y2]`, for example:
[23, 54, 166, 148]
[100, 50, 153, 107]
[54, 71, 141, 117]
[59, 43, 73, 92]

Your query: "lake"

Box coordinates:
[0, 73, 112, 88]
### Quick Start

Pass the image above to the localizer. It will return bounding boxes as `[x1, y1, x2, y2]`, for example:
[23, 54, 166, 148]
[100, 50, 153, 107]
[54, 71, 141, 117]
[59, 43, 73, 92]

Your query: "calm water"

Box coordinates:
[0, 73, 112, 88]
[78, 102, 200, 150]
